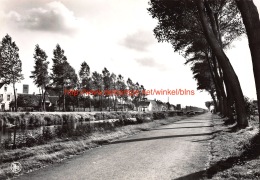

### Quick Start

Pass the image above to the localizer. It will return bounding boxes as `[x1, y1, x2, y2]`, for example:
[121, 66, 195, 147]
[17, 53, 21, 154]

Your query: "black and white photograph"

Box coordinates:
[0, 0, 260, 179]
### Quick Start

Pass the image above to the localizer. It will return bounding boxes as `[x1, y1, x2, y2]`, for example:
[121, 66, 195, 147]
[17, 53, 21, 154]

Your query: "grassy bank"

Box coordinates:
[0, 114, 188, 179]
[0, 111, 174, 128]
[205, 115, 260, 179]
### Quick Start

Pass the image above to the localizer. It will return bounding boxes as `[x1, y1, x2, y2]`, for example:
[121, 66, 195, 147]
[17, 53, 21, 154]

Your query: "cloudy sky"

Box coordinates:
[0, 0, 259, 108]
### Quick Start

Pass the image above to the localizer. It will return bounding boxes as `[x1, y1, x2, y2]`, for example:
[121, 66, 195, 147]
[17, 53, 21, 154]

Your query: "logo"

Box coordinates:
[10, 162, 22, 174]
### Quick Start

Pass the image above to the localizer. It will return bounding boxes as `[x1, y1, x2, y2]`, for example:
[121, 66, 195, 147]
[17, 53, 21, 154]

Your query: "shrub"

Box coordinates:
[168, 111, 176, 117]
[244, 96, 255, 117]
[136, 112, 153, 123]
[153, 112, 168, 120]
[42, 127, 54, 140]
[25, 134, 38, 147]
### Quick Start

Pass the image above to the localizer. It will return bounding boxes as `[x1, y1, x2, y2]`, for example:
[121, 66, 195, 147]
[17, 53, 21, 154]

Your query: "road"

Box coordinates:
[16, 113, 213, 180]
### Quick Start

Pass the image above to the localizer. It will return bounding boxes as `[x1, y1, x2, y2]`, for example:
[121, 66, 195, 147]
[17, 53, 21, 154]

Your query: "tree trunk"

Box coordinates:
[223, 74, 235, 121]
[211, 53, 227, 115]
[209, 90, 217, 112]
[43, 89, 46, 111]
[197, 0, 248, 128]
[63, 85, 66, 112]
[13, 83, 17, 112]
[206, 52, 221, 112]
[236, 0, 260, 126]
[89, 95, 91, 112]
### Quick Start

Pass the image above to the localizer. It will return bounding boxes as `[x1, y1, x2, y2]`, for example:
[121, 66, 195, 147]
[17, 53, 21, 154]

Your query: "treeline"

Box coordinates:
[148, 0, 260, 129]
[0, 37, 147, 112]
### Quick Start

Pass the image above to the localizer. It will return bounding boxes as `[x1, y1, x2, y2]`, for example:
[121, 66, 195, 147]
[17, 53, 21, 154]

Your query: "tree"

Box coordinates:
[127, 78, 135, 103]
[79, 61, 92, 111]
[235, 0, 260, 125]
[30, 45, 50, 111]
[116, 74, 127, 111]
[91, 71, 103, 110]
[102, 67, 112, 111]
[205, 101, 213, 110]
[0, 34, 23, 112]
[51, 44, 77, 111]
[148, 0, 248, 128]
[196, 0, 247, 127]
[191, 60, 218, 111]
[110, 73, 117, 111]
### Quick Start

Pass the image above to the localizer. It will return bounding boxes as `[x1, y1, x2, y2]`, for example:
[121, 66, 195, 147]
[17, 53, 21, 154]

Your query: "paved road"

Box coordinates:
[16, 113, 213, 180]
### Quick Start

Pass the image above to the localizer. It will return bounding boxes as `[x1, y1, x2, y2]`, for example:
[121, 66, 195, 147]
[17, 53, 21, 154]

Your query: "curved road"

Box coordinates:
[16, 113, 213, 180]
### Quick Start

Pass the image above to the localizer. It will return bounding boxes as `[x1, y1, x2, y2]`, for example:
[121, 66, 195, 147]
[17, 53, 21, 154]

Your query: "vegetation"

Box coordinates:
[30, 45, 50, 111]
[147, 0, 260, 129]
[0, 112, 188, 179]
[51, 44, 78, 111]
[0, 34, 24, 112]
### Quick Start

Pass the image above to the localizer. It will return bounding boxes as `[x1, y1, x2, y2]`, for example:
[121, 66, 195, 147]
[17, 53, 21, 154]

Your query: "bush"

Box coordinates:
[136, 112, 153, 123]
[153, 112, 168, 120]
[25, 134, 38, 147]
[168, 111, 177, 117]
[244, 96, 255, 117]
[42, 127, 54, 140]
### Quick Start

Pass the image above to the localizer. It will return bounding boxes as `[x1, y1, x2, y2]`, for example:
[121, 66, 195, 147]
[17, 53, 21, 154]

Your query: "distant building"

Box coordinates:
[137, 100, 158, 112]
[156, 100, 167, 111]
[23, 84, 29, 94]
[176, 104, 181, 110]
[169, 104, 175, 111]
[0, 83, 15, 111]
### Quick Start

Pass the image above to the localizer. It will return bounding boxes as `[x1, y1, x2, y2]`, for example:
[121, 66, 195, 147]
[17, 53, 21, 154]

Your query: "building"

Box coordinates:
[157, 102, 167, 111]
[0, 83, 15, 111]
[137, 100, 159, 112]
[169, 104, 176, 111]
[0, 83, 60, 111]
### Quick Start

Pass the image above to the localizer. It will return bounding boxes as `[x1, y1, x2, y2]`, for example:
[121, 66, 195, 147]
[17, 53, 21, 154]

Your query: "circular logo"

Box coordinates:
[10, 162, 22, 174]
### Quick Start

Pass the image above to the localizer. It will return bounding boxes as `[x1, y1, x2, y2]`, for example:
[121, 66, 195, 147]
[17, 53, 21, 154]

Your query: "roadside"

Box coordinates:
[0, 114, 188, 179]
[206, 114, 260, 179]
[14, 113, 213, 180]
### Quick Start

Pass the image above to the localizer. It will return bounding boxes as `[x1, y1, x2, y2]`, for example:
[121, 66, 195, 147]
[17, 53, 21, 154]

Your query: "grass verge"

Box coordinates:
[205, 115, 260, 179]
[0, 115, 187, 179]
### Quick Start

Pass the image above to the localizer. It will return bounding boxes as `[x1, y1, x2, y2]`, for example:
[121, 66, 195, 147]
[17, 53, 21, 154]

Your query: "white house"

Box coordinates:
[0, 83, 15, 111]
[0, 83, 30, 111]
[137, 100, 159, 112]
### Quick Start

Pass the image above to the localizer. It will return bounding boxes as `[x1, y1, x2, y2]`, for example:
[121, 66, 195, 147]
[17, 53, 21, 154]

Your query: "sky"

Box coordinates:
[0, 0, 259, 109]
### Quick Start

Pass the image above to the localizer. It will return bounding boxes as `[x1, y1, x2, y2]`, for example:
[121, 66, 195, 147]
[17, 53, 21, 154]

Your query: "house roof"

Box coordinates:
[0, 83, 5, 89]
[138, 101, 150, 107]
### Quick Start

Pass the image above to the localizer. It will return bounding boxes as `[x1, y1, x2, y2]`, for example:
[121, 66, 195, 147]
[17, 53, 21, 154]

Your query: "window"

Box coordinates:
[4, 86, 7, 91]
[0, 94, 3, 100]
[7, 94, 10, 101]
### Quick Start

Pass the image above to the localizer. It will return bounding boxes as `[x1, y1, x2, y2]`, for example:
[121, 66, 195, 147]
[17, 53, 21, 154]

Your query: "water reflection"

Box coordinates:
[0, 121, 90, 148]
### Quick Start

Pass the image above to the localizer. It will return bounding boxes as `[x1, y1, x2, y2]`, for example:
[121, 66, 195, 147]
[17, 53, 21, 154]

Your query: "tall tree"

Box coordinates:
[110, 73, 117, 111]
[148, 0, 248, 128]
[92, 71, 103, 110]
[116, 74, 127, 111]
[127, 78, 135, 103]
[196, 0, 247, 127]
[235, 0, 260, 125]
[30, 44, 49, 111]
[79, 61, 92, 111]
[51, 44, 77, 111]
[102, 67, 112, 111]
[0, 34, 23, 112]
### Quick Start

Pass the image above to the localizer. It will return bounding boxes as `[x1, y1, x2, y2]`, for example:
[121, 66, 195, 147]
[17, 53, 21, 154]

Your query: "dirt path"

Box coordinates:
[15, 113, 213, 180]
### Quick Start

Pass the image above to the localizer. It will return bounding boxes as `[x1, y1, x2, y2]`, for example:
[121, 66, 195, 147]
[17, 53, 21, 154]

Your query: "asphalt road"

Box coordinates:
[16, 113, 213, 180]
